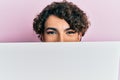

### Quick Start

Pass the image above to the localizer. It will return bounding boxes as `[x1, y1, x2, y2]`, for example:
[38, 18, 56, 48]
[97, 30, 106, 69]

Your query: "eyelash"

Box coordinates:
[46, 31, 56, 34]
[46, 31, 76, 35]
[66, 31, 76, 34]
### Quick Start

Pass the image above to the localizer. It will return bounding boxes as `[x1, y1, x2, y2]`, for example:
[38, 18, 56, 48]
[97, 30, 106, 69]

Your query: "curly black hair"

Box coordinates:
[33, 1, 90, 40]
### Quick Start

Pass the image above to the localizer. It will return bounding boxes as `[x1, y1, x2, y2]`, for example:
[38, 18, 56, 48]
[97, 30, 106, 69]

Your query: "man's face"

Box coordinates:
[42, 15, 82, 42]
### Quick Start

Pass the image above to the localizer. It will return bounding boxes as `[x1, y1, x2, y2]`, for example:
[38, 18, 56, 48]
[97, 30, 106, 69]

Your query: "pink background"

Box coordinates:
[0, 0, 120, 42]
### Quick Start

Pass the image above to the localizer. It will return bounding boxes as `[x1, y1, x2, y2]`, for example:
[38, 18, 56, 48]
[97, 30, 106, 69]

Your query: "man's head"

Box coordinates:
[33, 1, 90, 42]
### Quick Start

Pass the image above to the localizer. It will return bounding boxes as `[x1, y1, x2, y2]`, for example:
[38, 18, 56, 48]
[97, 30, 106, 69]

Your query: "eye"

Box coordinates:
[46, 31, 56, 34]
[66, 31, 76, 34]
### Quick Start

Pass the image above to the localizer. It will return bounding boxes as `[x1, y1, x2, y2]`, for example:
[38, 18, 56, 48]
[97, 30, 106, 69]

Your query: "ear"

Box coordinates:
[40, 35, 44, 42]
[78, 32, 82, 41]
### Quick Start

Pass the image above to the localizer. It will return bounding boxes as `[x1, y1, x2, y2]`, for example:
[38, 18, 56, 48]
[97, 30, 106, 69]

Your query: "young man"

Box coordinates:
[33, 1, 90, 42]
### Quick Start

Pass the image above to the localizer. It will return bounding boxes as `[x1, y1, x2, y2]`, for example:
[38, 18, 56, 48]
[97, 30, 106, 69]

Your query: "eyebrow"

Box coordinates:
[45, 27, 76, 32]
[65, 28, 75, 31]
[45, 27, 57, 31]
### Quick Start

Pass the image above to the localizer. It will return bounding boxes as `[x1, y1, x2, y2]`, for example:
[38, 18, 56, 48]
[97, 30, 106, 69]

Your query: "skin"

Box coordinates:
[42, 15, 82, 42]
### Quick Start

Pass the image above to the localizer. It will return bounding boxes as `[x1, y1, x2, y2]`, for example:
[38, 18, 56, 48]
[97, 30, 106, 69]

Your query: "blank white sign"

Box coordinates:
[0, 42, 119, 80]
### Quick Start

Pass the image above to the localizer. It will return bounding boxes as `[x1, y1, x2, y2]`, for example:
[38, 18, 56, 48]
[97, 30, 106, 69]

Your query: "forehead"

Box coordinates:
[44, 15, 70, 30]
